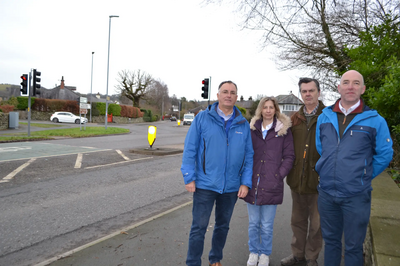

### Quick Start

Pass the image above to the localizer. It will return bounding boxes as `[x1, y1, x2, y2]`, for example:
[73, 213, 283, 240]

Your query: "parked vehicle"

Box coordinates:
[50, 112, 88, 124]
[183, 113, 195, 125]
[170, 116, 177, 121]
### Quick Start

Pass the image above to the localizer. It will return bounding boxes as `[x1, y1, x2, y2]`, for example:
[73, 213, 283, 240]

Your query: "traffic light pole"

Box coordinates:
[208, 76, 211, 106]
[28, 70, 32, 137]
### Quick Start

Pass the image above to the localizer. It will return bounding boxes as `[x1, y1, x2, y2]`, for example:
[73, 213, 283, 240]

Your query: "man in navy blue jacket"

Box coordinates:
[315, 70, 393, 266]
[181, 81, 253, 266]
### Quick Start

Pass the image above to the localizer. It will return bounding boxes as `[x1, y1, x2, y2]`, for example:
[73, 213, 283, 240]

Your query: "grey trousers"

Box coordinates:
[290, 190, 323, 261]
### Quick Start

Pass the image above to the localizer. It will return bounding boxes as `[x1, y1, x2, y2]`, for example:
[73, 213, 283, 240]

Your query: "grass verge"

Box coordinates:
[19, 122, 64, 128]
[0, 127, 130, 142]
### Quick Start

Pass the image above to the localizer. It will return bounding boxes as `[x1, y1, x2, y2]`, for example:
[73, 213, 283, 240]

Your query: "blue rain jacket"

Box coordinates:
[181, 102, 253, 193]
[315, 104, 393, 197]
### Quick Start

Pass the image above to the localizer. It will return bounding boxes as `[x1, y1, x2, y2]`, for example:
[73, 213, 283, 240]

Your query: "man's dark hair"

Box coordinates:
[298, 77, 320, 92]
[218, 80, 238, 92]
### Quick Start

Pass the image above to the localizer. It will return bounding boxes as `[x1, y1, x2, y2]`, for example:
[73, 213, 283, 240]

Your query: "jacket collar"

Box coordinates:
[207, 102, 244, 124]
[251, 113, 292, 136]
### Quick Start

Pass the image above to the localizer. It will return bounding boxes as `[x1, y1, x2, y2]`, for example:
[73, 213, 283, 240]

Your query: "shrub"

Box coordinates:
[17, 96, 29, 110]
[141, 108, 152, 122]
[108, 103, 121, 116]
[236, 105, 246, 115]
[0, 105, 15, 113]
[90, 103, 100, 116]
[120, 105, 142, 118]
[96, 102, 107, 115]
[3, 96, 19, 108]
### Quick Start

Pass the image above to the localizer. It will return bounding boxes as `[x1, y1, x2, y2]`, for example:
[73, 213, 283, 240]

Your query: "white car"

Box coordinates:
[50, 112, 88, 124]
[183, 113, 195, 125]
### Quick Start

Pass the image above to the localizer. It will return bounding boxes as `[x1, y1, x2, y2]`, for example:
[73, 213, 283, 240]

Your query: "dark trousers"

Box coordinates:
[186, 188, 238, 266]
[290, 190, 322, 261]
[318, 189, 371, 266]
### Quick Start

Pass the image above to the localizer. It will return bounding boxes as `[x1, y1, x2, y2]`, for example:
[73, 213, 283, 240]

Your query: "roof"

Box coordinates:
[275, 94, 303, 105]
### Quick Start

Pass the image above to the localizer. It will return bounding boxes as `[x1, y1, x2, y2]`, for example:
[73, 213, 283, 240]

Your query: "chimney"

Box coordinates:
[61, 76, 65, 89]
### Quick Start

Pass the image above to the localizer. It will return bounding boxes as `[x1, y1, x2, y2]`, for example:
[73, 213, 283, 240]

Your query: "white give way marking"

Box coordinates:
[0, 158, 36, 183]
[0, 146, 32, 153]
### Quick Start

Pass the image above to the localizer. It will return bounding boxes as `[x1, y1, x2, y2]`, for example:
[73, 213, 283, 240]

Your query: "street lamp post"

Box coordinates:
[90, 51, 94, 123]
[105, 15, 119, 129]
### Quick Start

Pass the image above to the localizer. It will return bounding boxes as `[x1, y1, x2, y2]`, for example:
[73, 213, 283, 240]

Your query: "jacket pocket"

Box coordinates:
[239, 157, 245, 174]
[202, 138, 206, 174]
[360, 159, 367, 185]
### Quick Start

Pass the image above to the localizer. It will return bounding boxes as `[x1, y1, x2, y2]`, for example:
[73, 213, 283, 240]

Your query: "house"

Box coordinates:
[188, 105, 207, 115]
[235, 93, 303, 117]
[39, 76, 79, 101]
[275, 93, 303, 116]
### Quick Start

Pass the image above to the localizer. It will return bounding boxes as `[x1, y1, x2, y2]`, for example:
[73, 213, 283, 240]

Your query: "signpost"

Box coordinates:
[79, 97, 88, 131]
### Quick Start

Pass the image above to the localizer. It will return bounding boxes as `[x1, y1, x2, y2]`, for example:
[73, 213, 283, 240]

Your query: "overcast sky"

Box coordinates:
[1, 0, 311, 102]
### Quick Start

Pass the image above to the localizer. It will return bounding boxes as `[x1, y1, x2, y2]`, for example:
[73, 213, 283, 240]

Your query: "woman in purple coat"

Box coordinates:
[244, 97, 295, 266]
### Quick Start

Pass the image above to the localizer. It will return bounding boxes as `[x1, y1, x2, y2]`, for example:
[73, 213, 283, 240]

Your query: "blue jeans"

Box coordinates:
[318, 189, 371, 266]
[247, 203, 277, 256]
[186, 188, 238, 266]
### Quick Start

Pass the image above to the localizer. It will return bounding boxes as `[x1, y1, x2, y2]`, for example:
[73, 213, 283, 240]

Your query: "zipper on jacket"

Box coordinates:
[255, 176, 260, 202]
[301, 145, 308, 187]
[202, 138, 206, 174]
[361, 159, 366, 185]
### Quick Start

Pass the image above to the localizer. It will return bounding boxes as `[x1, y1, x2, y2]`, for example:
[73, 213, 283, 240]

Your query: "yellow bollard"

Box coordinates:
[148, 125, 157, 148]
[177, 120, 181, 126]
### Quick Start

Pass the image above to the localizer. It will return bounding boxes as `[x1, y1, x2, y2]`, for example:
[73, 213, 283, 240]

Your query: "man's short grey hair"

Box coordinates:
[218, 81, 238, 93]
[298, 77, 320, 92]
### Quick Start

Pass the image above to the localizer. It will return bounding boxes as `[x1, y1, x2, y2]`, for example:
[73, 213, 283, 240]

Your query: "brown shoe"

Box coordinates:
[306, 260, 318, 266]
[209, 262, 222, 266]
[281, 254, 306, 265]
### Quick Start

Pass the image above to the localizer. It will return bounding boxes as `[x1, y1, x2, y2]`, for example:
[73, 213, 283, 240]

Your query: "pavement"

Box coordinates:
[368, 173, 400, 265]
[36, 199, 305, 266]
[35, 172, 400, 266]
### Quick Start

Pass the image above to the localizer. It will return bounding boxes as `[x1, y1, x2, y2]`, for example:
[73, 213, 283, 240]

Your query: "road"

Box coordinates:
[0, 121, 328, 266]
[0, 121, 192, 266]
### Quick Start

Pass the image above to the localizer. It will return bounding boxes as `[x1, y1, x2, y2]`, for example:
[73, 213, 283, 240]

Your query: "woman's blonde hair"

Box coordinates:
[251, 97, 281, 125]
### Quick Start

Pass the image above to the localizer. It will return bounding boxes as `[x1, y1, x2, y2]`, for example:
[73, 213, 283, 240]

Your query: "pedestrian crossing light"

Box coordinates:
[20, 74, 28, 95]
[148, 125, 157, 148]
[201, 78, 209, 99]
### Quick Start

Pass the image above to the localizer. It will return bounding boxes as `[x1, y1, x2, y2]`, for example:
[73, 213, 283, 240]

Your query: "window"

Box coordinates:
[283, 105, 300, 111]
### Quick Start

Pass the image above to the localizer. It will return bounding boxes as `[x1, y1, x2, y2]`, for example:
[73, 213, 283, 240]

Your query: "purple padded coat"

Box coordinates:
[243, 114, 295, 205]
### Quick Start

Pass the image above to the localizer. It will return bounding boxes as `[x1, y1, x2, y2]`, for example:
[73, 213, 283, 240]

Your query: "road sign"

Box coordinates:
[79, 97, 87, 103]
[80, 103, 91, 109]
[80, 109, 88, 114]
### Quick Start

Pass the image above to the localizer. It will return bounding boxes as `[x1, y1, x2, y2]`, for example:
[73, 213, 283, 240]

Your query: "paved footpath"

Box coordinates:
[37, 189, 324, 266]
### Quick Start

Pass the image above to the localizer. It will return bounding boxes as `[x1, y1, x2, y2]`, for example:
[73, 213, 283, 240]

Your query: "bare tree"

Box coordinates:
[145, 79, 170, 114]
[115, 69, 154, 108]
[206, 0, 399, 90]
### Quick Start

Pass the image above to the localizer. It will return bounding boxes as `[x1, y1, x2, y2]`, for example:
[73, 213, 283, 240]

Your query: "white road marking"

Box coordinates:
[33, 201, 193, 266]
[0, 149, 112, 163]
[74, 153, 83, 168]
[0, 158, 36, 183]
[0, 146, 32, 153]
[85, 157, 153, 169]
[116, 150, 130, 161]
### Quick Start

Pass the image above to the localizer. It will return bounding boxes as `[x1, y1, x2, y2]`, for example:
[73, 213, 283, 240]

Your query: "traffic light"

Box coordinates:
[77, 97, 80, 105]
[32, 69, 41, 95]
[20, 74, 28, 95]
[201, 78, 209, 99]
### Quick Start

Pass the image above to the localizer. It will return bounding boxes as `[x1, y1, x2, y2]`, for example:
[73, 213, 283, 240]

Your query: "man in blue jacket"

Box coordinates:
[315, 70, 393, 266]
[181, 81, 253, 266]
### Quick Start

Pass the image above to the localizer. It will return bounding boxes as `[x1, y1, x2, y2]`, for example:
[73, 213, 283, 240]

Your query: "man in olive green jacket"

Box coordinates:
[281, 78, 325, 266]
